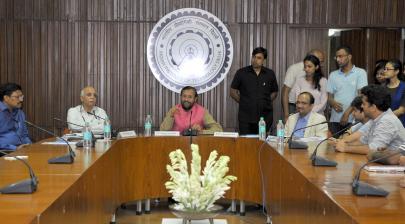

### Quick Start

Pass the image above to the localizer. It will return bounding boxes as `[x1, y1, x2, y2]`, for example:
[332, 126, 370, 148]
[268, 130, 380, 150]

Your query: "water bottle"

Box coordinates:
[276, 120, 285, 153]
[103, 116, 111, 140]
[144, 115, 152, 136]
[83, 122, 92, 149]
[258, 117, 266, 141]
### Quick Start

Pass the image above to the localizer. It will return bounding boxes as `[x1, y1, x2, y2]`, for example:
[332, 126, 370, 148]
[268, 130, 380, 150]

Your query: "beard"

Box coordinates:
[181, 101, 194, 111]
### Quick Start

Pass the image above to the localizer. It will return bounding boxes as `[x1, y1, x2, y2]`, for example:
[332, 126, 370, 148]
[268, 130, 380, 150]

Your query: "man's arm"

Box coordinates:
[281, 85, 291, 121]
[0, 143, 17, 151]
[271, 91, 278, 102]
[327, 93, 343, 112]
[201, 110, 223, 135]
[340, 106, 353, 125]
[159, 107, 177, 131]
[335, 140, 370, 154]
[230, 88, 240, 103]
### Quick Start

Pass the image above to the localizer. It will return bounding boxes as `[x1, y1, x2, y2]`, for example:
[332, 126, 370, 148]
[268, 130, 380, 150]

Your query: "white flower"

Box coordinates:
[165, 144, 237, 212]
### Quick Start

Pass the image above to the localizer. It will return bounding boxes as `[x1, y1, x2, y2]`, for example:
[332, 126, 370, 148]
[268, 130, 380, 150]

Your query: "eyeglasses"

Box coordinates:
[383, 68, 396, 71]
[10, 95, 24, 101]
[334, 54, 348, 60]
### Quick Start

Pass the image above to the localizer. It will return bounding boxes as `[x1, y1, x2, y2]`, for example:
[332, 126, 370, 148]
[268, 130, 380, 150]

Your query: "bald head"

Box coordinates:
[308, 49, 325, 64]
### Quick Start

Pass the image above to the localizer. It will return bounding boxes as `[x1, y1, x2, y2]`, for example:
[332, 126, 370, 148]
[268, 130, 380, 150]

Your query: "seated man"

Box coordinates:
[0, 83, 31, 150]
[285, 92, 328, 138]
[335, 85, 405, 165]
[331, 96, 370, 145]
[160, 86, 223, 135]
[67, 86, 108, 134]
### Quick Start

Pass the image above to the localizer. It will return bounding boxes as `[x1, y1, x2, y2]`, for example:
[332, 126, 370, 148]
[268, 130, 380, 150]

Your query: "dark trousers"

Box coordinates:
[239, 120, 272, 135]
[329, 122, 351, 138]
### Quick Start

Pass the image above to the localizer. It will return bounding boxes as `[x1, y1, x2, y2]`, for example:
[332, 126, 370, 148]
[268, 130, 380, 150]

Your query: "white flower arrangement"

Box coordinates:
[165, 144, 237, 212]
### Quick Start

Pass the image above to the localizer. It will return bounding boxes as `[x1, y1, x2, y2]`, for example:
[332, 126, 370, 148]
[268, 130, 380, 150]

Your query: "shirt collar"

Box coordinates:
[373, 108, 392, 123]
[298, 112, 311, 122]
[338, 65, 356, 75]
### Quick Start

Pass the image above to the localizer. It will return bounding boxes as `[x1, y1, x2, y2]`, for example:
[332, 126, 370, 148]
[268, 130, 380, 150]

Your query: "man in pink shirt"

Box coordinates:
[160, 86, 223, 135]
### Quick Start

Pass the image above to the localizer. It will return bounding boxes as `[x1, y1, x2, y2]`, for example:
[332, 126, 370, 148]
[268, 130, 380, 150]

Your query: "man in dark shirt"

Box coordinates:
[230, 47, 278, 135]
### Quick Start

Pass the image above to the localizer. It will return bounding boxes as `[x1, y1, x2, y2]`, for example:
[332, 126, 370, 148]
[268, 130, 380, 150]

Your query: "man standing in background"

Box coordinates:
[230, 47, 278, 135]
[327, 46, 367, 136]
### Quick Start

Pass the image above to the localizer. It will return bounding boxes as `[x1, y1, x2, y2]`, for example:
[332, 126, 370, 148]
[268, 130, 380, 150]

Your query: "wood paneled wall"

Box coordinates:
[1, 0, 404, 140]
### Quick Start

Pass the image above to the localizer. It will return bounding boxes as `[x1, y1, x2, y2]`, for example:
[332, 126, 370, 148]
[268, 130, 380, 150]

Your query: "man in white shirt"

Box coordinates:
[67, 86, 108, 134]
[285, 92, 328, 138]
[282, 49, 325, 121]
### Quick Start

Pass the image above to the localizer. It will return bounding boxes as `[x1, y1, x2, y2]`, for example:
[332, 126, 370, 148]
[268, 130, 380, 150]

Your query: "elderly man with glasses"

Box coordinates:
[67, 86, 108, 134]
[0, 82, 31, 150]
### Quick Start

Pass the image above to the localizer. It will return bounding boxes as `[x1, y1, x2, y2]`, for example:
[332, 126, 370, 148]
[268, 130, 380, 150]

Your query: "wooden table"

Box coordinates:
[0, 137, 404, 224]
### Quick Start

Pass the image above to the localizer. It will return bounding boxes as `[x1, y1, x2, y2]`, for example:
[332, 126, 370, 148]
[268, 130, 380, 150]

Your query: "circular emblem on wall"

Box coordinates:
[147, 8, 233, 93]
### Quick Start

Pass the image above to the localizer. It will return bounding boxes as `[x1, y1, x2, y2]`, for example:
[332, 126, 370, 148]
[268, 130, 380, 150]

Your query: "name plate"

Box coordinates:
[214, 132, 239, 138]
[154, 131, 180, 136]
[117, 131, 137, 139]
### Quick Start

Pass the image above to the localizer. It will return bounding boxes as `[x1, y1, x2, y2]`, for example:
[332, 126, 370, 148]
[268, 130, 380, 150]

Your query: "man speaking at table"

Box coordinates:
[160, 86, 223, 135]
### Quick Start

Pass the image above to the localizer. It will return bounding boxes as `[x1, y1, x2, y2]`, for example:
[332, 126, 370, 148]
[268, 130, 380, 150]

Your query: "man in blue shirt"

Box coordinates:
[0, 83, 31, 150]
[327, 46, 368, 137]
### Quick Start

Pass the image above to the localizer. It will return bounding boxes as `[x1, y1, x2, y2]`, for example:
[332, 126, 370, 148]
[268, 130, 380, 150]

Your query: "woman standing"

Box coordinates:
[291, 55, 327, 114]
[383, 59, 405, 127]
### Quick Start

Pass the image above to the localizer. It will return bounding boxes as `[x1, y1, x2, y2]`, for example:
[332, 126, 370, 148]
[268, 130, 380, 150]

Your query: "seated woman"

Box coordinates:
[291, 55, 327, 114]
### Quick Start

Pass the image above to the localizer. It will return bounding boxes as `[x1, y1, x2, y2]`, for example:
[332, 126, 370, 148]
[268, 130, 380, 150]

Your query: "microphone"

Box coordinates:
[53, 118, 97, 147]
[25, 121, 75, 164]
[288, 120, 329, 149]
[86, 112, 117, 138]
[0, 150, 38, 194]
[310, 121, 359, 167]
[87, 111, 105, 120]
[182, 110, 197, 137]
[351, 145, 405, 197]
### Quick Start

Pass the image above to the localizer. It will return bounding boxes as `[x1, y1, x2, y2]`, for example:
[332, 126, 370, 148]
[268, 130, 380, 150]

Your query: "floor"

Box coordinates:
[116, 199, 268, 224]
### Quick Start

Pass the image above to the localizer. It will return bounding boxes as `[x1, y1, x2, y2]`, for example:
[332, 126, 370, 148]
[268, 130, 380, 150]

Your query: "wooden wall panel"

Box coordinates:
[0, 0, 404, 140]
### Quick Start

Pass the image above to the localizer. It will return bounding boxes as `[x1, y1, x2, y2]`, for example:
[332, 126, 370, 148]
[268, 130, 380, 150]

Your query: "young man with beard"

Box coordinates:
[327, 46, 368, 137]
[160, 86, 222, 135]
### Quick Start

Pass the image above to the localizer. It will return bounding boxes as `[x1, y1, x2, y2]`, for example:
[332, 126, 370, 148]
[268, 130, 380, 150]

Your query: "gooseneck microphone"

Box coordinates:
[288, 121, 329, 149]
[87, 111, 105, 120]
[53, 118, 97, 147]
[352, 145, 405, 197]
[0, 150, 38, 194]
[183, 110, 197, 137]
[25, 121, 75, 164]
[310, 122, 359, 167]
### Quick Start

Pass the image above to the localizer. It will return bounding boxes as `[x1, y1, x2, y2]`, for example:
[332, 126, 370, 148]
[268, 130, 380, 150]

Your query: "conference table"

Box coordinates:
[0, 136, 404, 224]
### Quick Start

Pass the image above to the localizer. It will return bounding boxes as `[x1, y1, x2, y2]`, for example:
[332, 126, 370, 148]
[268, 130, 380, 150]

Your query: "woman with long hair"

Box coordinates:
[383, 59, 405, 127]
[291, 55, 327, 114]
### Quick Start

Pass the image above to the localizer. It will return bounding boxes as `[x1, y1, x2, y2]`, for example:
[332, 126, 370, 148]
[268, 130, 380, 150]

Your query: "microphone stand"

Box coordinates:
[53, 118, 97, 147]
[87, 111, 105, 120]
[288, 121, 328, 149]
[310, 122, 358, 167]
[25, 121, 75, 164]
[0, 150, 38, 194]
[86, 112, 118, 138]
[351, 145, 405, 197]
